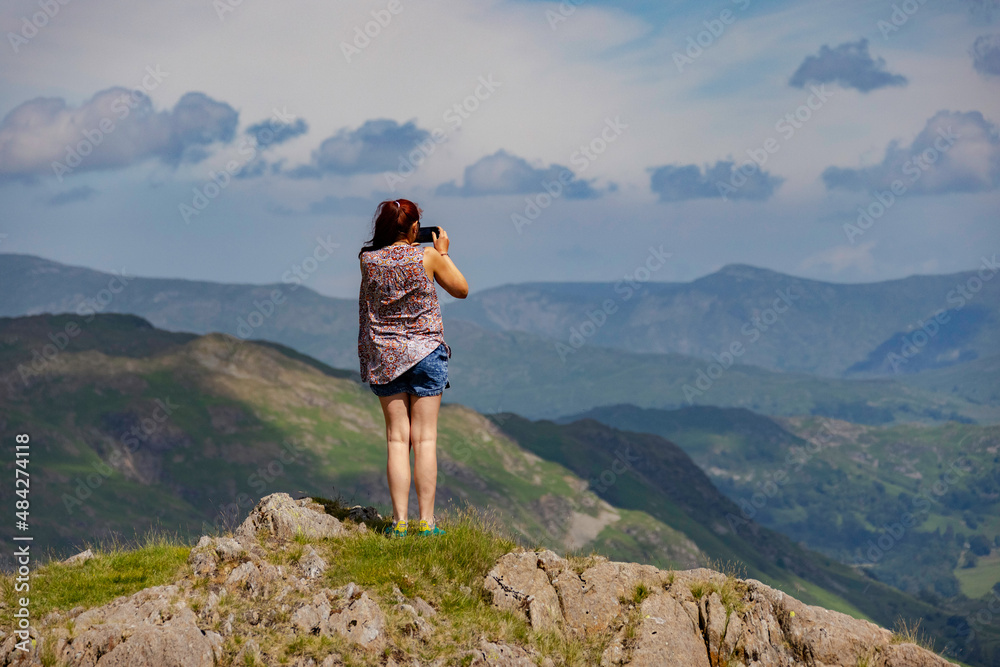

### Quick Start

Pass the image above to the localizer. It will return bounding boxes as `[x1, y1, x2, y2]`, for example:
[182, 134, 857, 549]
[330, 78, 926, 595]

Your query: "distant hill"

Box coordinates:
[0, 313, 988, 662]
[440, 263, 1000, 377]
[1, 253, 996, 425]
[558, 404, 1000, 604]
[6, 252, 1000, 379]
[441, 318, 996, 424]
[0, 252, 361, 369]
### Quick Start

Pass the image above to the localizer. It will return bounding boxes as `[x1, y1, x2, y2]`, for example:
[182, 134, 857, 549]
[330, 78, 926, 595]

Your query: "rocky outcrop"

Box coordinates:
[0, 494, 959, 667]
[234, 493, 351, 546]
[485, 549, 957, 667]
[0, 494, 380, 667]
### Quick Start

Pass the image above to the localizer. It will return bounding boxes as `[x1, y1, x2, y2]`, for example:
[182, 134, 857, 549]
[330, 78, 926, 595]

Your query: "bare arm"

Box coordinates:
[423, 229, 469, 299]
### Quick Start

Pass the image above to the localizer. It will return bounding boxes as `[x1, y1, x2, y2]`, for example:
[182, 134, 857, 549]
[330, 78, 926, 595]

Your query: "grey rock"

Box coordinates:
[235, 493, 347, 546]
[412, 596, 437, 617]
[332, 582, 359, 602]
[48, 586, 215, 667]
[292, 599, 331, 634]
[213, 536, 245, 562]
[629, 592, 710, 666]
[484, 551, 958, 667]
[484, 550, 563, 631]
[326, 591, 385, 648]
[63, 549, 95, 566]
[346, 505, 381, 524]
[466, 639, 538, 666]
[299, 545, 327, 579]
[93, 618, 215, 667]
[396, 603, 433, 637]
[186, 543, 218, 577]
[225, 561, 261, 595]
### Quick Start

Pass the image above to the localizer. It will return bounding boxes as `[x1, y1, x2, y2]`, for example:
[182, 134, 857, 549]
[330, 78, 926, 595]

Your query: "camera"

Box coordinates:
[415, 226, 441, 244]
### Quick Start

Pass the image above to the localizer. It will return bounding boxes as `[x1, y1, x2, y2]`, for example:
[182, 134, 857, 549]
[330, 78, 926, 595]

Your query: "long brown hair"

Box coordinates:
[358, 199, 420, 258]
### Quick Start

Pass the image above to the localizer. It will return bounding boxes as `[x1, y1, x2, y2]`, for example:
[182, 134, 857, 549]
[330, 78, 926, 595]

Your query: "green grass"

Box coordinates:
[319, 504, 517, 603]
[0, 532, 190, 630]
[261, 501, 612, 665]
[954, 552, 1000, 599]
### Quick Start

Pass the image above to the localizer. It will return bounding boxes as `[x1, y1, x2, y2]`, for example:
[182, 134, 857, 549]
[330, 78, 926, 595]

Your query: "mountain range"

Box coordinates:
[1, 253, 997, 424]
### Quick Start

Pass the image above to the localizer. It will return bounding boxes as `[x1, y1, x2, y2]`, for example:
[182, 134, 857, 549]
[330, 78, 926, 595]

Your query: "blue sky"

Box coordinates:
[0, 0, 998, 299]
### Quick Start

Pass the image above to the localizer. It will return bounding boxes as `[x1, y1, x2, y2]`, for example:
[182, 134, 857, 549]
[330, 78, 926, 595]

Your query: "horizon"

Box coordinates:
[3, 250, 998, 301]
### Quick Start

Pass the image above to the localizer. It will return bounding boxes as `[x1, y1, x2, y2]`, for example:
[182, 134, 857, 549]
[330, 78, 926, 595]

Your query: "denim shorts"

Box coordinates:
[369, 343, 450, 397]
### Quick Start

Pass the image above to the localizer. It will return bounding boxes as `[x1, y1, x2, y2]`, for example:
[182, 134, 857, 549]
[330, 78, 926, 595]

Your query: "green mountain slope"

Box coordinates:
[560, 404, 1000, 597]
[0, 313, 699, 572]
[0, 313, 983, 661]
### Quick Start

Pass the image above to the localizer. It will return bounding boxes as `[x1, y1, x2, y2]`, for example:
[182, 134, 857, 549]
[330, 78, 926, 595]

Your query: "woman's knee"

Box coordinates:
[410, 436, 437, 452]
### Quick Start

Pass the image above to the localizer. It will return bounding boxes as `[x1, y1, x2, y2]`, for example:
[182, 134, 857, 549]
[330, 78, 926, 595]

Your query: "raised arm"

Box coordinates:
[424, 229, 469, 299]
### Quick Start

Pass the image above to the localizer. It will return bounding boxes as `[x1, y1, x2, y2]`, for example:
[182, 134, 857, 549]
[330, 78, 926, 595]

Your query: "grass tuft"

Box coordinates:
[1, 530, 190, 630]
[890, 617, 934, 651]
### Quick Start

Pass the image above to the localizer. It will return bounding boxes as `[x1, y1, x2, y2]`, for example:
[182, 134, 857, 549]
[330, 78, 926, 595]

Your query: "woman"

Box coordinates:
[358, 198, 469, 537]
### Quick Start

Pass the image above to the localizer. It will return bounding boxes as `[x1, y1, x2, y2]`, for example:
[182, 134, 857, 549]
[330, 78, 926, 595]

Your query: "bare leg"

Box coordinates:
[379, 392, 412, 523]
[409, 393, 441, 524]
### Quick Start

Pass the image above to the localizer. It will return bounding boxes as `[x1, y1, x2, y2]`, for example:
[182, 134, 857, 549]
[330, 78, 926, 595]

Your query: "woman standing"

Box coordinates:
[358, 199, 469, 537]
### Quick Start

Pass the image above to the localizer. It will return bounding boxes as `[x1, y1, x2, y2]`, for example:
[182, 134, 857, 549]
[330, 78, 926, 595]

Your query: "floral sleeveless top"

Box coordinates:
[358, 244, 452, 385]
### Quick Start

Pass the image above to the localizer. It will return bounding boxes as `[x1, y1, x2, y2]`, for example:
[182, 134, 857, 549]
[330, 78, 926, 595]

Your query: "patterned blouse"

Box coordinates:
[358, 244, 452, 385]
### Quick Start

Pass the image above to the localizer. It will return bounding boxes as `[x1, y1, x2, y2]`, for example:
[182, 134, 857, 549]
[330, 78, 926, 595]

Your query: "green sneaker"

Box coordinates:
[383, 519, 407, 537]
[416, 519, 446, 536]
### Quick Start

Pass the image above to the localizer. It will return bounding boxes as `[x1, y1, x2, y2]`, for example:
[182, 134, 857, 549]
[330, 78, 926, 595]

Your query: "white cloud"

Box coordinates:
[0, 87, 237, 180]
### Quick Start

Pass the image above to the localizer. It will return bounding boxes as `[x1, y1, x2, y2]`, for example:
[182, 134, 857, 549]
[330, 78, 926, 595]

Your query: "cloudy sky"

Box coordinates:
[1, 0, 998, 299]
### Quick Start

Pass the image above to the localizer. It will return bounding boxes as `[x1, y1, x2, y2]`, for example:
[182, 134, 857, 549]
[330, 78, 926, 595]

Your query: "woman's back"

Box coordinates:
[358, 244, 450, 384]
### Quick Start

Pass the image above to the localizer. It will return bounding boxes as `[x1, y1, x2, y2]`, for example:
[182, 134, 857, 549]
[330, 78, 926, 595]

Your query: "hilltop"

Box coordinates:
[0, 493, 958, 666]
